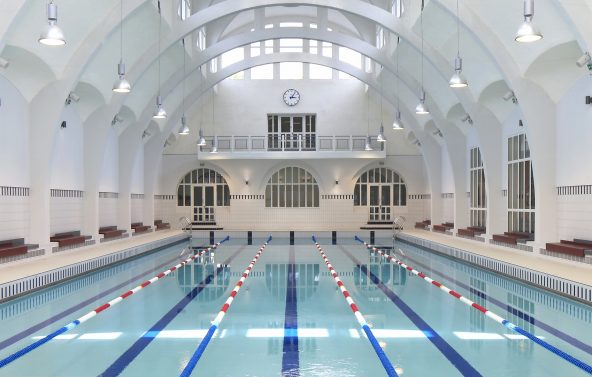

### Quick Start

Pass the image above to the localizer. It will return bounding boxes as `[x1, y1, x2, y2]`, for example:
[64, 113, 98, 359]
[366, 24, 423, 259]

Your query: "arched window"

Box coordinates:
[265, 167, 319, 207]
[177, 168, 230, 223]
[354, 168, 406, 221]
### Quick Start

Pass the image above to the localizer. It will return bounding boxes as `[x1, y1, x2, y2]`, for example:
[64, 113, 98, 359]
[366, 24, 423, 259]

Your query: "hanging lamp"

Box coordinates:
[416, 3, 430, 115]
[153, 1, 167, 119]
[113, 0, 131, 93]
[39, 1, 66, 46]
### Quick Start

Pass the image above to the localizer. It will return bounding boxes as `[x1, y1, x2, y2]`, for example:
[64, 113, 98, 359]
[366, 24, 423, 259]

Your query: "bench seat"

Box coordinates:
[154, 220, 171, 230]
[457, 228, 476, 237]
[100, 229, 125, 239]
[546, 243, 587, 258]
[492, 234, 518, 244]
[0, 245, 28, 257]
[432, 225, 448, 233]
[51, 231, 88, 247]
[131, 223, 151, 233]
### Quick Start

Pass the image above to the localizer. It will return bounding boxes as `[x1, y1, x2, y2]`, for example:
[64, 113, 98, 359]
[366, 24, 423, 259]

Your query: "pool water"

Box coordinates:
[0, 236, 590, 376]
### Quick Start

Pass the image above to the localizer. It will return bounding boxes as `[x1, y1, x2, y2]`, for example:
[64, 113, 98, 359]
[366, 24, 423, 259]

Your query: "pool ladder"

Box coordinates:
[179, 216, 192, 235]
[392, 216, 405, 248]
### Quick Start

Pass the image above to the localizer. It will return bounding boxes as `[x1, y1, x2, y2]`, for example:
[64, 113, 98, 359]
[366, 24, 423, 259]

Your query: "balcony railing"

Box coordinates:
[198, 135, 385, 157]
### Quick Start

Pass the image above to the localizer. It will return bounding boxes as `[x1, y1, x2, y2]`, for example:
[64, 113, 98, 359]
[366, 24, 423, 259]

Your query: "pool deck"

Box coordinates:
[0, 230, 187, 285]
[1, 228, 591, 291]
[400, 229, 592, 287]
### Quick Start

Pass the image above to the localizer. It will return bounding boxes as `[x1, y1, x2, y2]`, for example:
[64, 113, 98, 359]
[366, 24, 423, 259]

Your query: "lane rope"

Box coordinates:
[0, 236, 230, 369]
[354, 236, 592, 375]
[312, 236, 398, 377]
[179, 236, 272, 377]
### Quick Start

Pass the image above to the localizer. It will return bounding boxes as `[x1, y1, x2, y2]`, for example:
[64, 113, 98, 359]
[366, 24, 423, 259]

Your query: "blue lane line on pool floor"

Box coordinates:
[0, 245, 199, 353]
[338, 246, 483, 377]
[281, 246, 299, 377]
[397, 249, 592, 357]
[99, 246, 244, 377]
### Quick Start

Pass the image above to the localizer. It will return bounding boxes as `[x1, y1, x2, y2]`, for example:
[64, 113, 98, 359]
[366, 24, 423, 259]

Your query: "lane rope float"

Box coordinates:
[312, 236, 398, 377]
[179, 236, 272, 377]
[355, 236, 592, 375]
[0, 236, 230, 369]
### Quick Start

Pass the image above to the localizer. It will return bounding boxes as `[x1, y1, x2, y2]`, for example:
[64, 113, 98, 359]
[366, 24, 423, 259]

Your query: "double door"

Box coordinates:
[268, 115, 316, 151]
[193, 186, 215, 223]
[368, 185, 391, 222]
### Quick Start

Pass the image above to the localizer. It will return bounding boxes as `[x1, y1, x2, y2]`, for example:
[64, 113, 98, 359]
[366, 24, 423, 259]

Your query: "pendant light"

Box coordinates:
[365, 89, 373, 151]
[153, 1, 167, 119]
[416, 2, 430, 115]
[39, 1, 66, 46]
[449, 0, 468, 88]
[210, 88, 218, 153]
[515, 0, 542, 43]
[393, 37, 404, 130]
[197, 66, 207, 146]
[113, 0, 131, 93]
[178, 39, 189, 135]
[376, 66, 386, 142]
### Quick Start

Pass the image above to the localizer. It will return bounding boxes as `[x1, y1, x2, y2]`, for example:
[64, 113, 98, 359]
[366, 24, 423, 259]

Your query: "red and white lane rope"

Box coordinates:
[355, 237, 592, 375]
[312, 237, 398, 377]
[0, 237, 229, 369]
[180, 236, 272, 377]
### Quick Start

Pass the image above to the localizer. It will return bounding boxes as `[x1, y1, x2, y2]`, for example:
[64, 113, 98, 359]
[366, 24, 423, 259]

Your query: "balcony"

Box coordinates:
[197, 134, 386, 160]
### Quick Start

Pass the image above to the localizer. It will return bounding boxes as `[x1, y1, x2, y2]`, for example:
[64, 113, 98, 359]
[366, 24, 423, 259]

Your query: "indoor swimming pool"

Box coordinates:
[0, 236, 590, 376]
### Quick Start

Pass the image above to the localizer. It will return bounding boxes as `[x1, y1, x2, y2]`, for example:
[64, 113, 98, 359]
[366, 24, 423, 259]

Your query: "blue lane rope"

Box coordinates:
[362, 325, 398, 377]
[179, 325, 218, 377]
[355, 235, 592, 375]
[0, 237, 230, 370]
[180, 235, 272, 377]
[314, 235, 398, 377]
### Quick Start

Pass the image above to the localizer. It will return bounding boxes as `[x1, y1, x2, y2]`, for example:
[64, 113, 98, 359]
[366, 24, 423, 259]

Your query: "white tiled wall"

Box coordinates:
[50, 197, 83, 235]
[442, 197, 454, 223]
[131, 198, 143, 224]
[0, 196, 29, 240]
[155, 198, 177, 225]
[99, 198, 118, 228]
[557, 195, 592, 241]
[406, 198, 430, 224]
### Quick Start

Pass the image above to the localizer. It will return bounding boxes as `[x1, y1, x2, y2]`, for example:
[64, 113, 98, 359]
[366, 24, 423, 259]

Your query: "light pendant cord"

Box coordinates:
[396, 37, 400, 112]
[120, 0, 123, 63]
[380, 65, 383, 123]
[157, 0, 162, 94]
[421, 1, 424, 90]
[182, 39, 185, 111]
[456, 0, 460, 56]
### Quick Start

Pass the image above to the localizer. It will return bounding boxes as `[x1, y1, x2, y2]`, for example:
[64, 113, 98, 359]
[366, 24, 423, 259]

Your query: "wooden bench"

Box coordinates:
[50, 231, 88, 247]
[458, 227, 486, 238]
[154, 220, 170, 230]
[492, 234, 519, 244]
[432, 224, 449, 233]
[131, 223, 151, 234]
[545, 242, 588, 258]
[415, 220, 430, 229]
[0, 239, 28, 257]
[99, 226, 125, 239]
[458, 228, 476, 237]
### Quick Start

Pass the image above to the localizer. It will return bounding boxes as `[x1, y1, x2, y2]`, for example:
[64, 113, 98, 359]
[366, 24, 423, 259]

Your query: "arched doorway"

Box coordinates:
[177, 168, 230, 224]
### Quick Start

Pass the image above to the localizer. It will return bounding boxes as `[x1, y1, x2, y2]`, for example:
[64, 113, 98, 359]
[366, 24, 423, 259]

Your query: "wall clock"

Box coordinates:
[283, 89, 300, 106]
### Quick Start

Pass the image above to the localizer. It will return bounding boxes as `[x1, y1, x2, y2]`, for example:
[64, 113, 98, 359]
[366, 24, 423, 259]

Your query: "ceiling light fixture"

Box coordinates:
[416, 2, 430, 115]
[153, 1, 167, 119]
[377, 65, 386, 142]
[210, 88, 217, 153]
[460, 113, 473, 124]
[113, 0, 131, 93]
[515, 0, 542, 43]
[197, 66, 207, 146]
[39, 1, 66, 46]
[178, 39, 189, 136]
[0, 57, 9, 69]
[576, 52, 591, 68]
[111, 114, 124, 125]
[503, 90, 518, 104]
[393, 37, 404, 130]
[449, 0, 468, 88]
[365, 88, 373, 151]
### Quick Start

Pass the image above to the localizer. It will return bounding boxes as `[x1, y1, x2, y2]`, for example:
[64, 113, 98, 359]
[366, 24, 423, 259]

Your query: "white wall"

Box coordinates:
[98, 128, 119, 192]
[49, 107, 84, 190]
[555, 76, 592, 241]
[0, 75, 29, 187]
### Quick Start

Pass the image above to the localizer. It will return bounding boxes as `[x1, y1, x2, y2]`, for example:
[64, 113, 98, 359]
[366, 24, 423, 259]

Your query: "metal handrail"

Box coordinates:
[393, 216, 406, 242]
[178, 216, 191, 232]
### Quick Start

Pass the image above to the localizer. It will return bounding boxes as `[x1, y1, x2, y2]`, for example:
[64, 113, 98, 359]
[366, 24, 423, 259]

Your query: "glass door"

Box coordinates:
[193, 186, 216, 223]
[368, 185, 391, 222]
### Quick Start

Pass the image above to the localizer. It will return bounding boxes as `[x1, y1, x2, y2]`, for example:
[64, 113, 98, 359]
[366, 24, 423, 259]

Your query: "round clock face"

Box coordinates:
[283, 89, 300, 106]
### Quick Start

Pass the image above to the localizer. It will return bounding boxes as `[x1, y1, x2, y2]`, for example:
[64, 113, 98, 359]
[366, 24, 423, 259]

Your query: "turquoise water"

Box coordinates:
[0, 237, 590, 376]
